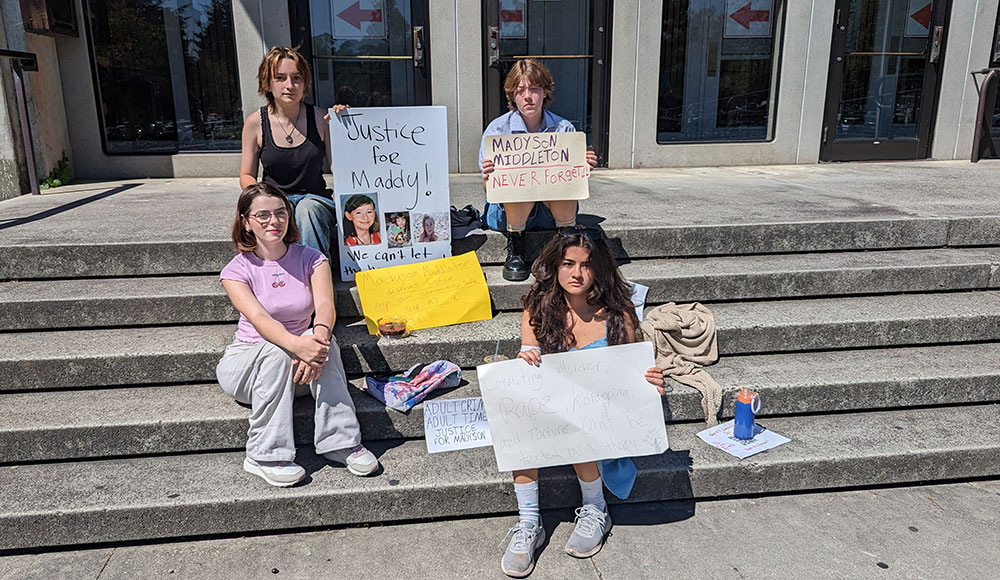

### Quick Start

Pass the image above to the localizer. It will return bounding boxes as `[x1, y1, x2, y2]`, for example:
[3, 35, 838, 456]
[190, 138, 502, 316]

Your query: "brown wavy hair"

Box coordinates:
[504, 59, 554, 110]
[231, 183, 301, 252]
[257, 46, 312, 109]
[522, 231, 638, 353]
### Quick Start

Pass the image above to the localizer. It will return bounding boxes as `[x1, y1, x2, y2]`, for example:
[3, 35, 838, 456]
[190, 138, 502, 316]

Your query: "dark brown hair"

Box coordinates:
[522, 231, 638, 353]
[257, 46, 312, 109]
[504, 59, 554, 110]
[231, 183, 300, 252]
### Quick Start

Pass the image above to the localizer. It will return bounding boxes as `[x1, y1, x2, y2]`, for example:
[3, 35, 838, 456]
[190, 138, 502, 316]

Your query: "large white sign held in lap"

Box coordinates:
[330, 106, 451, 281]
[477, 342, 669, 472]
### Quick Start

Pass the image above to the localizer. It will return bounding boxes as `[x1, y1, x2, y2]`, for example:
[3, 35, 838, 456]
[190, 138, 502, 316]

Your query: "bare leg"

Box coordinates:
[572, 461, 600, 483]
[503, 201, 535, 230]
[543, 200, 577, 226]
[513, 468, 539, 484]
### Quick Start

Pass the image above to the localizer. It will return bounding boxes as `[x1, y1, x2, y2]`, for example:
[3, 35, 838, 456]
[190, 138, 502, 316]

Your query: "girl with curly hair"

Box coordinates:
[499, 227, 664, 577]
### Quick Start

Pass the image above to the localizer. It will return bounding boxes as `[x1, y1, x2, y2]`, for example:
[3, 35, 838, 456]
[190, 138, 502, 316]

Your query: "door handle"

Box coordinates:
[488, 26, 500, 67]
[929, 25, 943, 63]
[413, 26, 424, 68]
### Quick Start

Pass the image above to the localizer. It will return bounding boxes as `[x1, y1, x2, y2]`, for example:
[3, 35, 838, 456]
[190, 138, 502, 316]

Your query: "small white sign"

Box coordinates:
[499, 0, 526, 40]
[478, 342, 668, 472]
[332, 0, 386, 39]
[424, 397, 494, 453]
[724, 0, 772, 38]
[905, 0, 932, 37]
[696, 419, 790, 459]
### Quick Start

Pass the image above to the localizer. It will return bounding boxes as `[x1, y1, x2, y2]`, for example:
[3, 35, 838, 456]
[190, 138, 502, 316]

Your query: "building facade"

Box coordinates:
[1, 0, 998, 198]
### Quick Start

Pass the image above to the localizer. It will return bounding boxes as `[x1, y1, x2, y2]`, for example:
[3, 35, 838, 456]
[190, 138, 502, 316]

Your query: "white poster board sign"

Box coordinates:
[484, 132, 590, 204]
[696, 419, 790, 459]
[331, 107, 451, 281]
[478, 342, 668, 472]
[424, 397, 494, 453]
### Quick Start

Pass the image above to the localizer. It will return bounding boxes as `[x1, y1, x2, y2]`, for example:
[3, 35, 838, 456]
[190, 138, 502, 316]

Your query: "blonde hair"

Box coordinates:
[256, 46, 313, 109]
[504, 59, 554, 111]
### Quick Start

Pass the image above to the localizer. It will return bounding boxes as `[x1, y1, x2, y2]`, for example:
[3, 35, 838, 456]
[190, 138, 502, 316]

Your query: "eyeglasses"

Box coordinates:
[558, 226, 602, 240]
[247, 210, 289, 225]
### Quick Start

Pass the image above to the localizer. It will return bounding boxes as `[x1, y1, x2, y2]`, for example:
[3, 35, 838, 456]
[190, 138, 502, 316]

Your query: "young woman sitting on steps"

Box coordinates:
[216, 183, 378, 487]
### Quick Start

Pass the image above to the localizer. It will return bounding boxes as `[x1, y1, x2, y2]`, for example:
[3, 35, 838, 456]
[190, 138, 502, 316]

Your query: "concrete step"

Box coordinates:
[3, 481, 997, 579]
[3, 248, 998, 330]
[2, 343, 998, 463]
[1, 217, 984, 281]
[1, 403, 997, 551]
[4, 291, 1000, 389]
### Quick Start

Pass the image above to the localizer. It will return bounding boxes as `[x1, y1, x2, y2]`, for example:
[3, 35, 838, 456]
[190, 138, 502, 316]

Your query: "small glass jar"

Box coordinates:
[377, 316, 409, 338]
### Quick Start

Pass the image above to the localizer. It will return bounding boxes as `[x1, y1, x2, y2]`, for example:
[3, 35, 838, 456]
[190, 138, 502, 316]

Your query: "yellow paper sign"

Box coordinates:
[485, 132, 590, 203]
[355, 252, 492, 335]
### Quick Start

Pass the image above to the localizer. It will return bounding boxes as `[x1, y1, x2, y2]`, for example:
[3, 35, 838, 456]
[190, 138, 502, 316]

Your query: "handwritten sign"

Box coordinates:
[696, 419, 790, 459]
[485, 132, 590, 204]
[477, 342, 668, 472]
[355, 251, 492, 334]
[331, 106, 451, 281]
[424, 397, 494, 453]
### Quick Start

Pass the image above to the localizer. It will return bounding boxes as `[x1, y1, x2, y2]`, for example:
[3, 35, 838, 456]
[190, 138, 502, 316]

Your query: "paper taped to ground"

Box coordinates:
[424, 397, 494, 453]
[478, 342, 668, 472]
[696, 419, 790, 459]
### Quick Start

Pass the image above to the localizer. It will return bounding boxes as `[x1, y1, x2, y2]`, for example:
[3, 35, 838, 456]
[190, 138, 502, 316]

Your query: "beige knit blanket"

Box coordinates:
[639, 302, 722, 426]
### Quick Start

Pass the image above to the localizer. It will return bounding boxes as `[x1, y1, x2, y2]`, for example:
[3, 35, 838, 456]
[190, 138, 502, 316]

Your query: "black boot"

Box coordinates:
[503, 230, 529, 281]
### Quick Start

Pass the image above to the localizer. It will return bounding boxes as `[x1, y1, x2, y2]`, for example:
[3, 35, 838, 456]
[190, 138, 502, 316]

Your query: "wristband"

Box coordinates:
[314, 323, 331, 332]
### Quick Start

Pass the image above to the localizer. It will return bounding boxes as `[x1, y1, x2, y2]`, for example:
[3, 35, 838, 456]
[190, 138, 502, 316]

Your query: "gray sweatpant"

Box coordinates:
[216, 332, 362, 462]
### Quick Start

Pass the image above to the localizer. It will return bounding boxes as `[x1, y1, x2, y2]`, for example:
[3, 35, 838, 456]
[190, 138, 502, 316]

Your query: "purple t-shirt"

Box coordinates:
[220, 244, 328, 343]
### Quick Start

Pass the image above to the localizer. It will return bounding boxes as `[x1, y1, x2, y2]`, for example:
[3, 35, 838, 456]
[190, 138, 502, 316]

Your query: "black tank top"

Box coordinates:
[259, 103, 330, 197]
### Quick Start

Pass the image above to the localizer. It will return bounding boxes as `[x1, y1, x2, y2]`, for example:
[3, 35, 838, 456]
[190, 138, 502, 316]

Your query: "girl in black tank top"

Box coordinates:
[240, 47, 342, 262]
[259, 103, 331, 198]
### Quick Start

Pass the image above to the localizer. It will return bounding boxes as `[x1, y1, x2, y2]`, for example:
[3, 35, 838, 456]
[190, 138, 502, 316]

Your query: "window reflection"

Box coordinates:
[309, 0, 416, 108]
[88, 0, 242, 154]
[657, 1, 781, 143]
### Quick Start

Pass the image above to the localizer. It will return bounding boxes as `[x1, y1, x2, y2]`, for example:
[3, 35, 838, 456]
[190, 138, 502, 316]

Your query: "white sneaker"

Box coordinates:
[324, 445, 379, 476]
[564, 505, 612, 558]
[243, 457, 305, 487]
[500, 520, 545, 577]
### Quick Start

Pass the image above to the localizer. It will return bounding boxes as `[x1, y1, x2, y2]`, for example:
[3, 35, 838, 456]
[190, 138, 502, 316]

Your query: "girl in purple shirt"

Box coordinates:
[216, 183, 378, 487]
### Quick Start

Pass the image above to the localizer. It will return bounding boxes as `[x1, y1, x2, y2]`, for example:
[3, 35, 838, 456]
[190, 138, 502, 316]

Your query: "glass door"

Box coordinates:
[291, 0, 431, 108]
[820, 0, 951, 161]
[483, 0, 612, 165]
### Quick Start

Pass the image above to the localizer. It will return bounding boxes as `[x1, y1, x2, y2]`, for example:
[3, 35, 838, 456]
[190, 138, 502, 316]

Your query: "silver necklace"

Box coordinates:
[277, 105, 302, 145]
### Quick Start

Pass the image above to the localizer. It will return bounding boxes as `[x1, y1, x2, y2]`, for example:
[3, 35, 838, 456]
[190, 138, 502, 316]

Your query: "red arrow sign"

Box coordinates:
[338, 1, 383, 30]
[729, 2, 770, 30]
[501, 10, 523, 23]
[910, 4, 932, 30]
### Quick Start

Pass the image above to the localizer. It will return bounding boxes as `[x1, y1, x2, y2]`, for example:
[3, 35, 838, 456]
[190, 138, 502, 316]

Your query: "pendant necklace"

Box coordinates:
[278, 105, 302, 145]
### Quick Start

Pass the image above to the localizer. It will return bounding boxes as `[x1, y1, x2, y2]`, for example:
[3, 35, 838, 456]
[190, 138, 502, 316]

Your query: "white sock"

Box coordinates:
[578, 476, 607, 513]
[513, 480, 540, 527]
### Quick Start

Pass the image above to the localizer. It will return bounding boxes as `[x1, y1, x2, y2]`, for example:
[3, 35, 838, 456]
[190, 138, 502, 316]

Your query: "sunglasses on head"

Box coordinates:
[558, 225, 602, 240]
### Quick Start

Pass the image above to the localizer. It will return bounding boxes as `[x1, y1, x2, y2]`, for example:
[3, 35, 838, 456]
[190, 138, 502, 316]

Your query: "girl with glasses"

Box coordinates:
[215, 183, 378, 487]
[499, 228, 664, 577]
